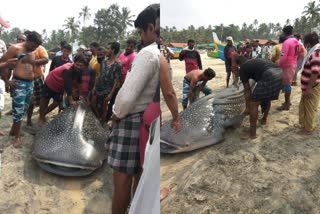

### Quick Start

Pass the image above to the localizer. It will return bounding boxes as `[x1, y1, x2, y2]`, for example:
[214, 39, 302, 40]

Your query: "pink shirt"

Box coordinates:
[279, 37, 299, 68]
[118, 52, 137, 84]
[45, 63, 73, 93]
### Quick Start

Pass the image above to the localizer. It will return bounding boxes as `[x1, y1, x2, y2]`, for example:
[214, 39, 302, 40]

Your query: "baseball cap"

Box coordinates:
[226, 36, 233, 41]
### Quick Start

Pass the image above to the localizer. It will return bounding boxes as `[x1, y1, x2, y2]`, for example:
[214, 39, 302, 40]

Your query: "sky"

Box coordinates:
[0, 0, 159, 34]
[161, 0, 313, 30]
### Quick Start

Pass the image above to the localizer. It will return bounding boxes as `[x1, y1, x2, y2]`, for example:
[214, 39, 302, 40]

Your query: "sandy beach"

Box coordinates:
[0, 62, 113, 213]
[160, 54, 320, 213]
[1, 54, 320, 213]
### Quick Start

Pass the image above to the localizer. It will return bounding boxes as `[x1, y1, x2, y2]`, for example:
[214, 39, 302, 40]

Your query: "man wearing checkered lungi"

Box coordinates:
[235, 57, 283, 140]
[26, 45, 48, 126]
[107, 4, 160, 214]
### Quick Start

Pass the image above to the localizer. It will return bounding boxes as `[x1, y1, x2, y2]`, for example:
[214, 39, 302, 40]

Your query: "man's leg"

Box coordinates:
[241, 101, 260, 139]
[182, 79, 189, 110]
[27, 101, 35, 126]
[226, 72, 231, 88]
[112, 170, 133, 214]
[249, 101, 260, 138]
[260, 101, 271, 125]
[45, 101, 59, 115]
[38, 97, 50, 124]
[132, 172, 142, 197]
[284, 90, 291, 108]
[10, 81, 31, 148]
[298, 86, 320, 133]
[11, 121, 22, 148]
[298, 95, 305, 127]
[277, 86, 291, 110]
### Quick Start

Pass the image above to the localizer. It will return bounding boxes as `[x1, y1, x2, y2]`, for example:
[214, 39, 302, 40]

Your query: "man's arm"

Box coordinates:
[197, 80, 207, 92]
[0, 58, 18, 69]
[165, 46, 174, 58]
[188, 78, 197, 104]
[49, 57, 56, 71]
[0, 45, 18, 63]
[197, 51, 202, 70]
[160, 55, 180, 132]
[62, 69, 76, 105]
[106, 63, 122, 101]
[179, 50, 185, 61]
[35, 46, 49, 66]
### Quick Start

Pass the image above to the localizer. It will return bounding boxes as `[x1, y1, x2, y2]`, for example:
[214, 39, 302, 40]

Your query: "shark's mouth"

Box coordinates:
[160, 139, 183, 154]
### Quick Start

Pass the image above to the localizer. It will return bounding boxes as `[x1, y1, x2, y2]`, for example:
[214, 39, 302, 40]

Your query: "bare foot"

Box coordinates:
[296, 129, 312, 135]
[259, 118, 267, 125]
[277, 105, 290, 111]
[160, 187, 170, 202]
[240, 133, 257, 140]
[0, 131, 5, 136]
[38, 119, 47, 126]
[4, 110, 12, 115]
[11, 137, 22, 148]
[9, 131, 24, 137]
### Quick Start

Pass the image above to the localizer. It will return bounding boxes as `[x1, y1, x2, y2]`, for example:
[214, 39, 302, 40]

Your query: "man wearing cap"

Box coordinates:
[224, 36, 236, 87]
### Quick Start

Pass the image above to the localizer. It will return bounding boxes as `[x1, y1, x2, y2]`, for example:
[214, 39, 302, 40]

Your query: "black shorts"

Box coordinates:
[252, 68, 283, 102]
[42, 83, 63, 103]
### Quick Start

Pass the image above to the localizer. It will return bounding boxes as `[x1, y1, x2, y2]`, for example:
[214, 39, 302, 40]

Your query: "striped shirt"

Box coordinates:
[301, 47, 320, 91]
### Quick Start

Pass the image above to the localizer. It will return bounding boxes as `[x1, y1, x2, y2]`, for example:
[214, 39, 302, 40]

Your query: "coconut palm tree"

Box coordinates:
[253, 19, 259, 30]
[285, 19, 291, 26]
[118, 7, 134, 40]
[63, 17, 80, 42]
[302, 0, 320, 28]
[79, 6, 91, 28]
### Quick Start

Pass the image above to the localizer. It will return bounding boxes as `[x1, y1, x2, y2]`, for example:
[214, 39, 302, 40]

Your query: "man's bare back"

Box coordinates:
[184, 69, 203, 82]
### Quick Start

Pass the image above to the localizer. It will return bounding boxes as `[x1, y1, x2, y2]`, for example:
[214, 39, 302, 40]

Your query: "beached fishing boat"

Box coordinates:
[212, 32, 225, 61]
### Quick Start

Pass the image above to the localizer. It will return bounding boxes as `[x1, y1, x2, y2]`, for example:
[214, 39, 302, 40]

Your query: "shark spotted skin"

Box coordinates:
[160, 83, 250, 153]
[32, 102, 109, 176]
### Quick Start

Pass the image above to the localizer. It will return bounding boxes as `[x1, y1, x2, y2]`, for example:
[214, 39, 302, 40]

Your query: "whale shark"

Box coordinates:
[160, 83, 250, 153]
[32, 102, 109, 176]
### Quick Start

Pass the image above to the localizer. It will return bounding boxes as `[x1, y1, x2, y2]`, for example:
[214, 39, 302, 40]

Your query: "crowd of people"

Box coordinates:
[0, 3, 172, 214]
[161, 25, 320, 141]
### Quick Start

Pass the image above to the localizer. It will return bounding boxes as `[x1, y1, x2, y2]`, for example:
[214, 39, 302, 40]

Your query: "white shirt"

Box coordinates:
[113, 42, 160, 119]
[0, 79, 5, 111]
[0, 39, 6, 58]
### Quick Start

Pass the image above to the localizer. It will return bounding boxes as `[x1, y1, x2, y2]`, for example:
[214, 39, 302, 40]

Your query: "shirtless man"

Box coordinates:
[183, 68, 216, 108]
[0, 31, 42, 148]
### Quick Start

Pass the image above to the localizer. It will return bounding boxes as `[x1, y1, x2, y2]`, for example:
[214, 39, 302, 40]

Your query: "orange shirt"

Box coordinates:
[33, 45, 49, 78]
[92, 61, 101, 78]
